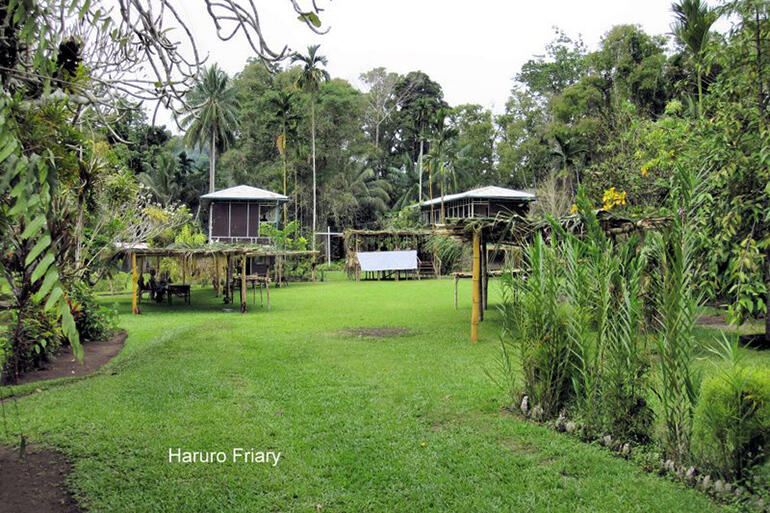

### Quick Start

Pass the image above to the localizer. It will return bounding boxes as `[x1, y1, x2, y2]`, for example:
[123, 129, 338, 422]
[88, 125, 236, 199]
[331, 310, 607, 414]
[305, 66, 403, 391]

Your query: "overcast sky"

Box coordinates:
[161, 0, 730, 127]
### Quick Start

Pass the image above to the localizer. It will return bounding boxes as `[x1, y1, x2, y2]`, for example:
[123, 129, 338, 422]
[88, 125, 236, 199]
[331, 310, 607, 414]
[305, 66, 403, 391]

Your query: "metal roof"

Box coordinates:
[420, 186, 535, 207]
[200, 185, 289, 202]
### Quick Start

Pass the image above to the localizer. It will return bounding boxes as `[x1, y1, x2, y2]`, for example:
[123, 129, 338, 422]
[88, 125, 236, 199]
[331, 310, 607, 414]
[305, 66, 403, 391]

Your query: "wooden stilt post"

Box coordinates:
[470, 230, 480, 343]
[131, 252, 140, 315]
[181, 256, 186, 285]
[266, 281, 271, 311]
[240, 255, 247, 313]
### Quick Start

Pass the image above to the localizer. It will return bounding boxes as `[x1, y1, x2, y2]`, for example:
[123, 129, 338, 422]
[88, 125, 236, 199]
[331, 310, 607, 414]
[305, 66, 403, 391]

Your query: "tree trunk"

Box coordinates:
[428, 167, 433, 224]
[282, 125, 288, 227]
[209, 129, 216, 193]
[765, 247, 770, 344]
[311, 99, 317, 251]
[439, 150, 445, 223]
[418, 139, 424, 202]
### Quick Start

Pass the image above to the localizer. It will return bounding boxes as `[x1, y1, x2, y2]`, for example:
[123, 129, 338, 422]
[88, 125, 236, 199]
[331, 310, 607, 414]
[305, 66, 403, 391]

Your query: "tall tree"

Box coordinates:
[292, 45, 330, 249]
[394, 72, 447, 203]
[671, 0, 720, 114]
[429, 108, 459, 222]
[268, 91, 300, 225]
[181, 64, 240, 193]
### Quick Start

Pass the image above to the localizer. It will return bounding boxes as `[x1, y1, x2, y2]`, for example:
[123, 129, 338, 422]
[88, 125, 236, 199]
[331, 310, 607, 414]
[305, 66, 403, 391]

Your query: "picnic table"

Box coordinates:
[166, 284, 191, 305]
[231, 274, 271, 310]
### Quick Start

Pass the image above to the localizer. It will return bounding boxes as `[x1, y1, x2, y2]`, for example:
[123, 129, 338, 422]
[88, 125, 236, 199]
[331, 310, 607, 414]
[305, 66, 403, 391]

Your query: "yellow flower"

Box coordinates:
[641, 167, 649, 176]
[601, 187, 628, 210]
[569, 204, 578, 214]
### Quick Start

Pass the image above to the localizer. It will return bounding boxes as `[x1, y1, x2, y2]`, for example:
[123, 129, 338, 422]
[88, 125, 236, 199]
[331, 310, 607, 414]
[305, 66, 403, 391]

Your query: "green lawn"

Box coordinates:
[0, 276, 753, 512]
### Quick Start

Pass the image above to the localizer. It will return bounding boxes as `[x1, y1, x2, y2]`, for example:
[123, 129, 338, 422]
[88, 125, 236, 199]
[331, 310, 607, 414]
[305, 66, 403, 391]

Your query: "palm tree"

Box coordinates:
[388, 154, 421, 211]
[292, 45, 330, 250]
[139, 153, 180, 205]
[671, 0, 719, 115]
[328, 162, 391, 227]
[268, 91, 300, 225]
[181, 64, 240, 193]
[430, 109, 458, 223]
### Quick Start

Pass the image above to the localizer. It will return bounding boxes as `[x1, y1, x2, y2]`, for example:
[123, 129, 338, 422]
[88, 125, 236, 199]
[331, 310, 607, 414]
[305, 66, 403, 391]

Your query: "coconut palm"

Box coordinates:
[181, 64, 240, 193]
[292, 44, 330, 250]
[671, 0, 719, 115]
[268, 91, 300, 225]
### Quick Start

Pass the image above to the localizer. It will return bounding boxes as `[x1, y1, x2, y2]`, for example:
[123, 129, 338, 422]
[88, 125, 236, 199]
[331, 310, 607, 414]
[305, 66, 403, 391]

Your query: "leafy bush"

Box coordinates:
[68, 281, 117, 342]
[1, 304, 64, 381]
[693, 338, 770, 480]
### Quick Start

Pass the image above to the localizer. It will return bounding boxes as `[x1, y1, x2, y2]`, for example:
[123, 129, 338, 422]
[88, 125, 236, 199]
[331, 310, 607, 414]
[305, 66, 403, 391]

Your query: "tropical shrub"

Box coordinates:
[1, 303, 64, 382]
[67, 281, 118, 342]
[693, 338, 770, 481]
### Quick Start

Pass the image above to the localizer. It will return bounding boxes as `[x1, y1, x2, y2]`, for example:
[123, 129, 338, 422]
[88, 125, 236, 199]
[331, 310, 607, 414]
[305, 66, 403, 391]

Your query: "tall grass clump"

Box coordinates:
[500, 190, 652, 433]
[558, 192, 652, 440]
[500, 233, 575, 418]
[647, 165, 704, 462]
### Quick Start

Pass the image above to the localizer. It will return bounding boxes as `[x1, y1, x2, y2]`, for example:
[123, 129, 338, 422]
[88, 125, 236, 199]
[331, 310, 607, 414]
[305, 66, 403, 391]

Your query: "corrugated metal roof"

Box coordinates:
[420, 186, 535, 207]
[356, 251, 418, 271]
[200, 185, 289, 202]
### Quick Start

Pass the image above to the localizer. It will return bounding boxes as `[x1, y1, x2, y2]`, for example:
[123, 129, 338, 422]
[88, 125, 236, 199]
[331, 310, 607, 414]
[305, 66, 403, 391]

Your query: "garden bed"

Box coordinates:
[14, 330, 126, 385]
[0, 444, 80, 513]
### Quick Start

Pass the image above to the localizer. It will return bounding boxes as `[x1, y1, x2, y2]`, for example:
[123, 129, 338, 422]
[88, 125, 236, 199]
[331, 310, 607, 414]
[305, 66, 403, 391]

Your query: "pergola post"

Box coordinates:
[240, 255, 247, 313]
[479, 231, 485, 322]
[311, 253, 317, 282]
[131, 252, 140, 315]
[214, 255, 220, 297]
[225, 255, 232, 303]
[470, 229, 480, 343]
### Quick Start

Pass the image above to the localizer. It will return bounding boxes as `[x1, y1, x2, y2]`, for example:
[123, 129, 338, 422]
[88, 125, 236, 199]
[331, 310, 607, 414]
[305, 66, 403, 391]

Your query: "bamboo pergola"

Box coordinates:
[118, 245, 319, 315]
[437, 212, 669, 343]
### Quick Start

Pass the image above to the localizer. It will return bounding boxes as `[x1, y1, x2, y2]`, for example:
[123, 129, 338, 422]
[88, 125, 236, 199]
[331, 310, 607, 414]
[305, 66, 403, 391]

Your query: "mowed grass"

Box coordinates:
[0, 276, 741, 512]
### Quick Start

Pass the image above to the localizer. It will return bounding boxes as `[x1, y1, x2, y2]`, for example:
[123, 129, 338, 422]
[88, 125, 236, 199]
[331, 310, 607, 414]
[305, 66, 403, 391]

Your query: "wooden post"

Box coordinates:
[266, 281, 270, 311]
[454, 273, 459, 310]
[481, 237, 489, 310]
[470, 230, 480, 343]
[131, 252, 140, 315]
[225, 255, 232, 304]
[240, 255, 247, 313]
[181, 256, 186, 285]
[479, 232, 485, 322]
[214, 256, 220, 297]
[311, 253, 317, 282]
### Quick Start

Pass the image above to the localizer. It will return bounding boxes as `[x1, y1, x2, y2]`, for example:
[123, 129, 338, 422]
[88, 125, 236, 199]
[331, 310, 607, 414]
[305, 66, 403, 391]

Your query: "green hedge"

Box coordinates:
[692, 368, 770, 480]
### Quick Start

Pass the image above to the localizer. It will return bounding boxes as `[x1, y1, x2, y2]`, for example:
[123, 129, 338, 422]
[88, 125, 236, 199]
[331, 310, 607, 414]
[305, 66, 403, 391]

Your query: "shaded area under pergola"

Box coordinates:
[117, 245, 319, 314]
